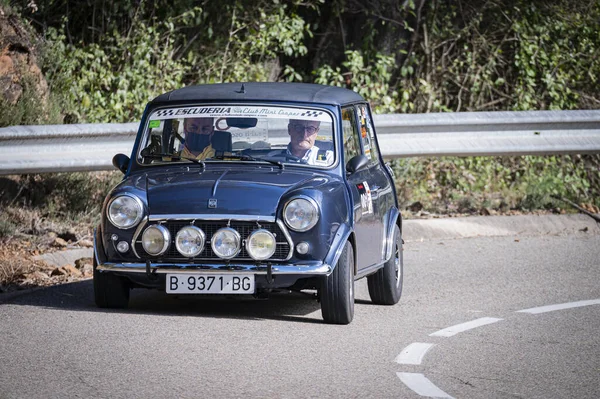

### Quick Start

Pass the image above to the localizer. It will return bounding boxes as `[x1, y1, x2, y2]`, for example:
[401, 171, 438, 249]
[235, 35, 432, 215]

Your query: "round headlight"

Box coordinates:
[246, 229, 276, 260]
[283, 197, 319, 232]
[107, 195, 143, 229]
[211, 227, 241, 259]
[175, 226, 206, 258]
[142, 225, 170, 256]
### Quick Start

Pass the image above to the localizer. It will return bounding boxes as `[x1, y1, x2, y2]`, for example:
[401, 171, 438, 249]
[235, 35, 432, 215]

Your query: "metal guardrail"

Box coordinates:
[375, 110, 600, 157]
[0, 110, 599, 175]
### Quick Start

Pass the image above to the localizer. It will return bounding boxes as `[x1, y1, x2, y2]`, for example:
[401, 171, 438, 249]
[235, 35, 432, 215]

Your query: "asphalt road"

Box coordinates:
[1, 220, 599, 398]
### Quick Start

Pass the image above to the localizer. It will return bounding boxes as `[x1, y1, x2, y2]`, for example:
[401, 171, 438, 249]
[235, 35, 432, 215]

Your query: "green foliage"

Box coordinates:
[510, 3, 600, 111]
[5, 0, 598, 217]
[43, 10, 197, 123]
[6, 172, 122, 220]
[0, 172, 122, 242]
[193, 2, 312, 83]
[43, 172, 122, 216]
[393, 0, 600, 113]
[314, 50, 398, 113]
[0, 6, 62, 127]
[34, 0, 600, 119]
[392, 155, 600, 214]
[0, 76, 62, 127]
[247, 7, 309, 58]
[38, 2, 316, 122]
[0, 214, 17, 238]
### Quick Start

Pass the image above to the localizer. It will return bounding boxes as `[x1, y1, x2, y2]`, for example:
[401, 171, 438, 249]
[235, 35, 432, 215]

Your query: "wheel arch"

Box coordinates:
[348, 231, 357, 276]
[324, 222, 356, 276]
[384, 207, 402, 262]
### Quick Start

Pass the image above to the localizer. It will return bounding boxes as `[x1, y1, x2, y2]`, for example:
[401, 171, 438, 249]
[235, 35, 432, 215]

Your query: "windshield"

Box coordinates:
[138, 104, 335, 168]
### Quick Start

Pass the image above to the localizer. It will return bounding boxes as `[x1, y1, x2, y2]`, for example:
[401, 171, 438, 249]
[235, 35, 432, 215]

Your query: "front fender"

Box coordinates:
[93, 226, 108, 265]
[323, 222, 353, 276]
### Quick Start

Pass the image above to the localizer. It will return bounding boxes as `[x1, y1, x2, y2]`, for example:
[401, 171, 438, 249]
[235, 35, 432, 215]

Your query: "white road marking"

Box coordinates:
[395, 300, 599, 397]
[395, 343, 435, 365]
[397, 372, 454, 398]
[429, 317, 503, 337]
[516, 299, 600, 314]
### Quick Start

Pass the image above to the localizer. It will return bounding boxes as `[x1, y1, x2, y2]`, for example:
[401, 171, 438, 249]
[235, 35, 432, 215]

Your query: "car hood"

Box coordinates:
[142, 166, 328, 217]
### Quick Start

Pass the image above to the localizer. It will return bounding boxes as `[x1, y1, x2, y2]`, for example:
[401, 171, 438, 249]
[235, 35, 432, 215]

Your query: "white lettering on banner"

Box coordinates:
[150, 106, 332, 122]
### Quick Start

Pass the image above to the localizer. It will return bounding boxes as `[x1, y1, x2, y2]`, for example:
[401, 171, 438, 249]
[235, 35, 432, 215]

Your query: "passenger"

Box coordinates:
[286, 119, 333, 165]
[181, 117, 215, 160]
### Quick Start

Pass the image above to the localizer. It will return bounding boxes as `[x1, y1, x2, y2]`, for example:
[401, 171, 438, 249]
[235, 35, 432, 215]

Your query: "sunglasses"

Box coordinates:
[289, 123, 318, 135]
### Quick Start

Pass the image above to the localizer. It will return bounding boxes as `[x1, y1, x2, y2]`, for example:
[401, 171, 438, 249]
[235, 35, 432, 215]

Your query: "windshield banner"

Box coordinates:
[151, 105, 331, 122]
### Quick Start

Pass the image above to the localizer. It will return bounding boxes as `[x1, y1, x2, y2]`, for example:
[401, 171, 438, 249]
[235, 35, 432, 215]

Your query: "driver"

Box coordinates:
[286, 119, 333, 165]
[181, 117, 215, 160]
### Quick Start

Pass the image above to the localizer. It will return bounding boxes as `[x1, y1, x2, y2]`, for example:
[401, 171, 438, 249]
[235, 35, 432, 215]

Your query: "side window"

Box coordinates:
[357, 104, 380, 164]
[342, 107, 360, 163]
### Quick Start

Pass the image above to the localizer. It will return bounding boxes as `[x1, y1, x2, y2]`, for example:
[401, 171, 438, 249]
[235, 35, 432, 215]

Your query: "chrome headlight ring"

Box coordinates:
[211, 227, 241, 259]
[283, 196, 320, 232]
[141, 224, 171, 256]
[175, 225, 206, 258]
[246, 229, 277, 260]
[107, 194, 144, 229]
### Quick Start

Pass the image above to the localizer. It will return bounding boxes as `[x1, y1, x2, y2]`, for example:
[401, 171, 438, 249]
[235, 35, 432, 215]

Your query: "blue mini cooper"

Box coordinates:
[94, 82, 403, 324]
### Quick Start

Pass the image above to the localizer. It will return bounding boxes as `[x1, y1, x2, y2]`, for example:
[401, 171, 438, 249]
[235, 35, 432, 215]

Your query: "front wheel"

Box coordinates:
[93, 257, 130, 309]
[367, 224, 403, 305]
[320, 240, 354, 324]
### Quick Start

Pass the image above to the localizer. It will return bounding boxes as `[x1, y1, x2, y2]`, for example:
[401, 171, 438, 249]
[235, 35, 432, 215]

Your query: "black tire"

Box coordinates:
[367, 224, 403, 305]
[93, 257, 130, 309]
[320, 241, 354, 324]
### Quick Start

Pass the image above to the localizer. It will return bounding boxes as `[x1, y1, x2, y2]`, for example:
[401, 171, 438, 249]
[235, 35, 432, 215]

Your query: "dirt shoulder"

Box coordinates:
[0, 234, 93, 294]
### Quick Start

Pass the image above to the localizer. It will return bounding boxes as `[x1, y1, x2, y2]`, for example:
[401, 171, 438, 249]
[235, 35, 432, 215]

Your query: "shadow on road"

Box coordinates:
[0, 279, 336, 324]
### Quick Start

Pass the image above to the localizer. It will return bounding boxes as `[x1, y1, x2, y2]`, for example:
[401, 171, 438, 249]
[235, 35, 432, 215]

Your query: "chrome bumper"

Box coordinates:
[94, 228, 332, 276]
[96, 262, 332, 275]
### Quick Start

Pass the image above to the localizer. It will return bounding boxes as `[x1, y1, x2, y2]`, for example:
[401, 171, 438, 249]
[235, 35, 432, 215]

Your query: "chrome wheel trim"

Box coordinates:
[394, 244, 401, 288]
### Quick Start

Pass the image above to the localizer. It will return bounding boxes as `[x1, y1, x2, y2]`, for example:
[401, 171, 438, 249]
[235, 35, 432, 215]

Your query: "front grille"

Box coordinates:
[134, 220, 291, 262]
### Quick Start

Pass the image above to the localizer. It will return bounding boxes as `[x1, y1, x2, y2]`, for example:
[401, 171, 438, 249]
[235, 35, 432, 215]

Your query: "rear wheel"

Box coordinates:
[93, 257, 130, 309]
[320, 241, 354, 324]
[367, 225, 403, 305]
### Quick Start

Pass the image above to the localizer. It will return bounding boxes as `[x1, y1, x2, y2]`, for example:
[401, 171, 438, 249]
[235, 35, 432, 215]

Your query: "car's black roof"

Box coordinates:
[150, 82, 365, 106]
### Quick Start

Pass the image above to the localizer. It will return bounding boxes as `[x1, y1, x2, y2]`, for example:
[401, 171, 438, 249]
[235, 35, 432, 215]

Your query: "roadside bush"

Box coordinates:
[313, 50, 398, 113]
[43, 18, 193, 123]
[1, 172, 122, 237]
[4, 0, 597, 221]
[393, 155, 600, 214]
[0, 77, 63, 127]
[41, 2, 313, 123]
[0, 214, 17, 238]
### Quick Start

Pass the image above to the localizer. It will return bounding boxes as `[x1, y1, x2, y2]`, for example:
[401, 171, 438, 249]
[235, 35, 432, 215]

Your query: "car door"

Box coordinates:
[356, 103, 392, 263]
[342, 106, 383, 271]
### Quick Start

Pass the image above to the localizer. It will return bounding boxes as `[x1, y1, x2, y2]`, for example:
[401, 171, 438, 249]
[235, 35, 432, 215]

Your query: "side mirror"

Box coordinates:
[112, 153, 130, 174]
[346, 154, 369, 174]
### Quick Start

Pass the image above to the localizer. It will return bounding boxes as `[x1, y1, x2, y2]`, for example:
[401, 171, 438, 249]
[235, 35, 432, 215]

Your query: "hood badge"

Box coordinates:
[208, 198, 218, 209]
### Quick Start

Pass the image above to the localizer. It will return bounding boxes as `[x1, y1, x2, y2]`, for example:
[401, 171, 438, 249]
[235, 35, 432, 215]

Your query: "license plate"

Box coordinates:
[166, 274, 255, 294]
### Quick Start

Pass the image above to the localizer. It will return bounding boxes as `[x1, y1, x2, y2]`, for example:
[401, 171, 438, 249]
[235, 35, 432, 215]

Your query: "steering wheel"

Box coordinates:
[267, 151, 303, 163]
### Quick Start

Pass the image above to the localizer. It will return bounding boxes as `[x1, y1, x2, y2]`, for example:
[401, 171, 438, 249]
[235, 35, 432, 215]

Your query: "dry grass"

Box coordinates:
[0, 171, 119, 292]
[0, 240, 46, 289]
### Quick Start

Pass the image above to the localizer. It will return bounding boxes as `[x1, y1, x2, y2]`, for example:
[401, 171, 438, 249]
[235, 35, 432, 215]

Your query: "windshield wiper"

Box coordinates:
[212, 152, 284, 169]
[143, 153, 205, 168]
